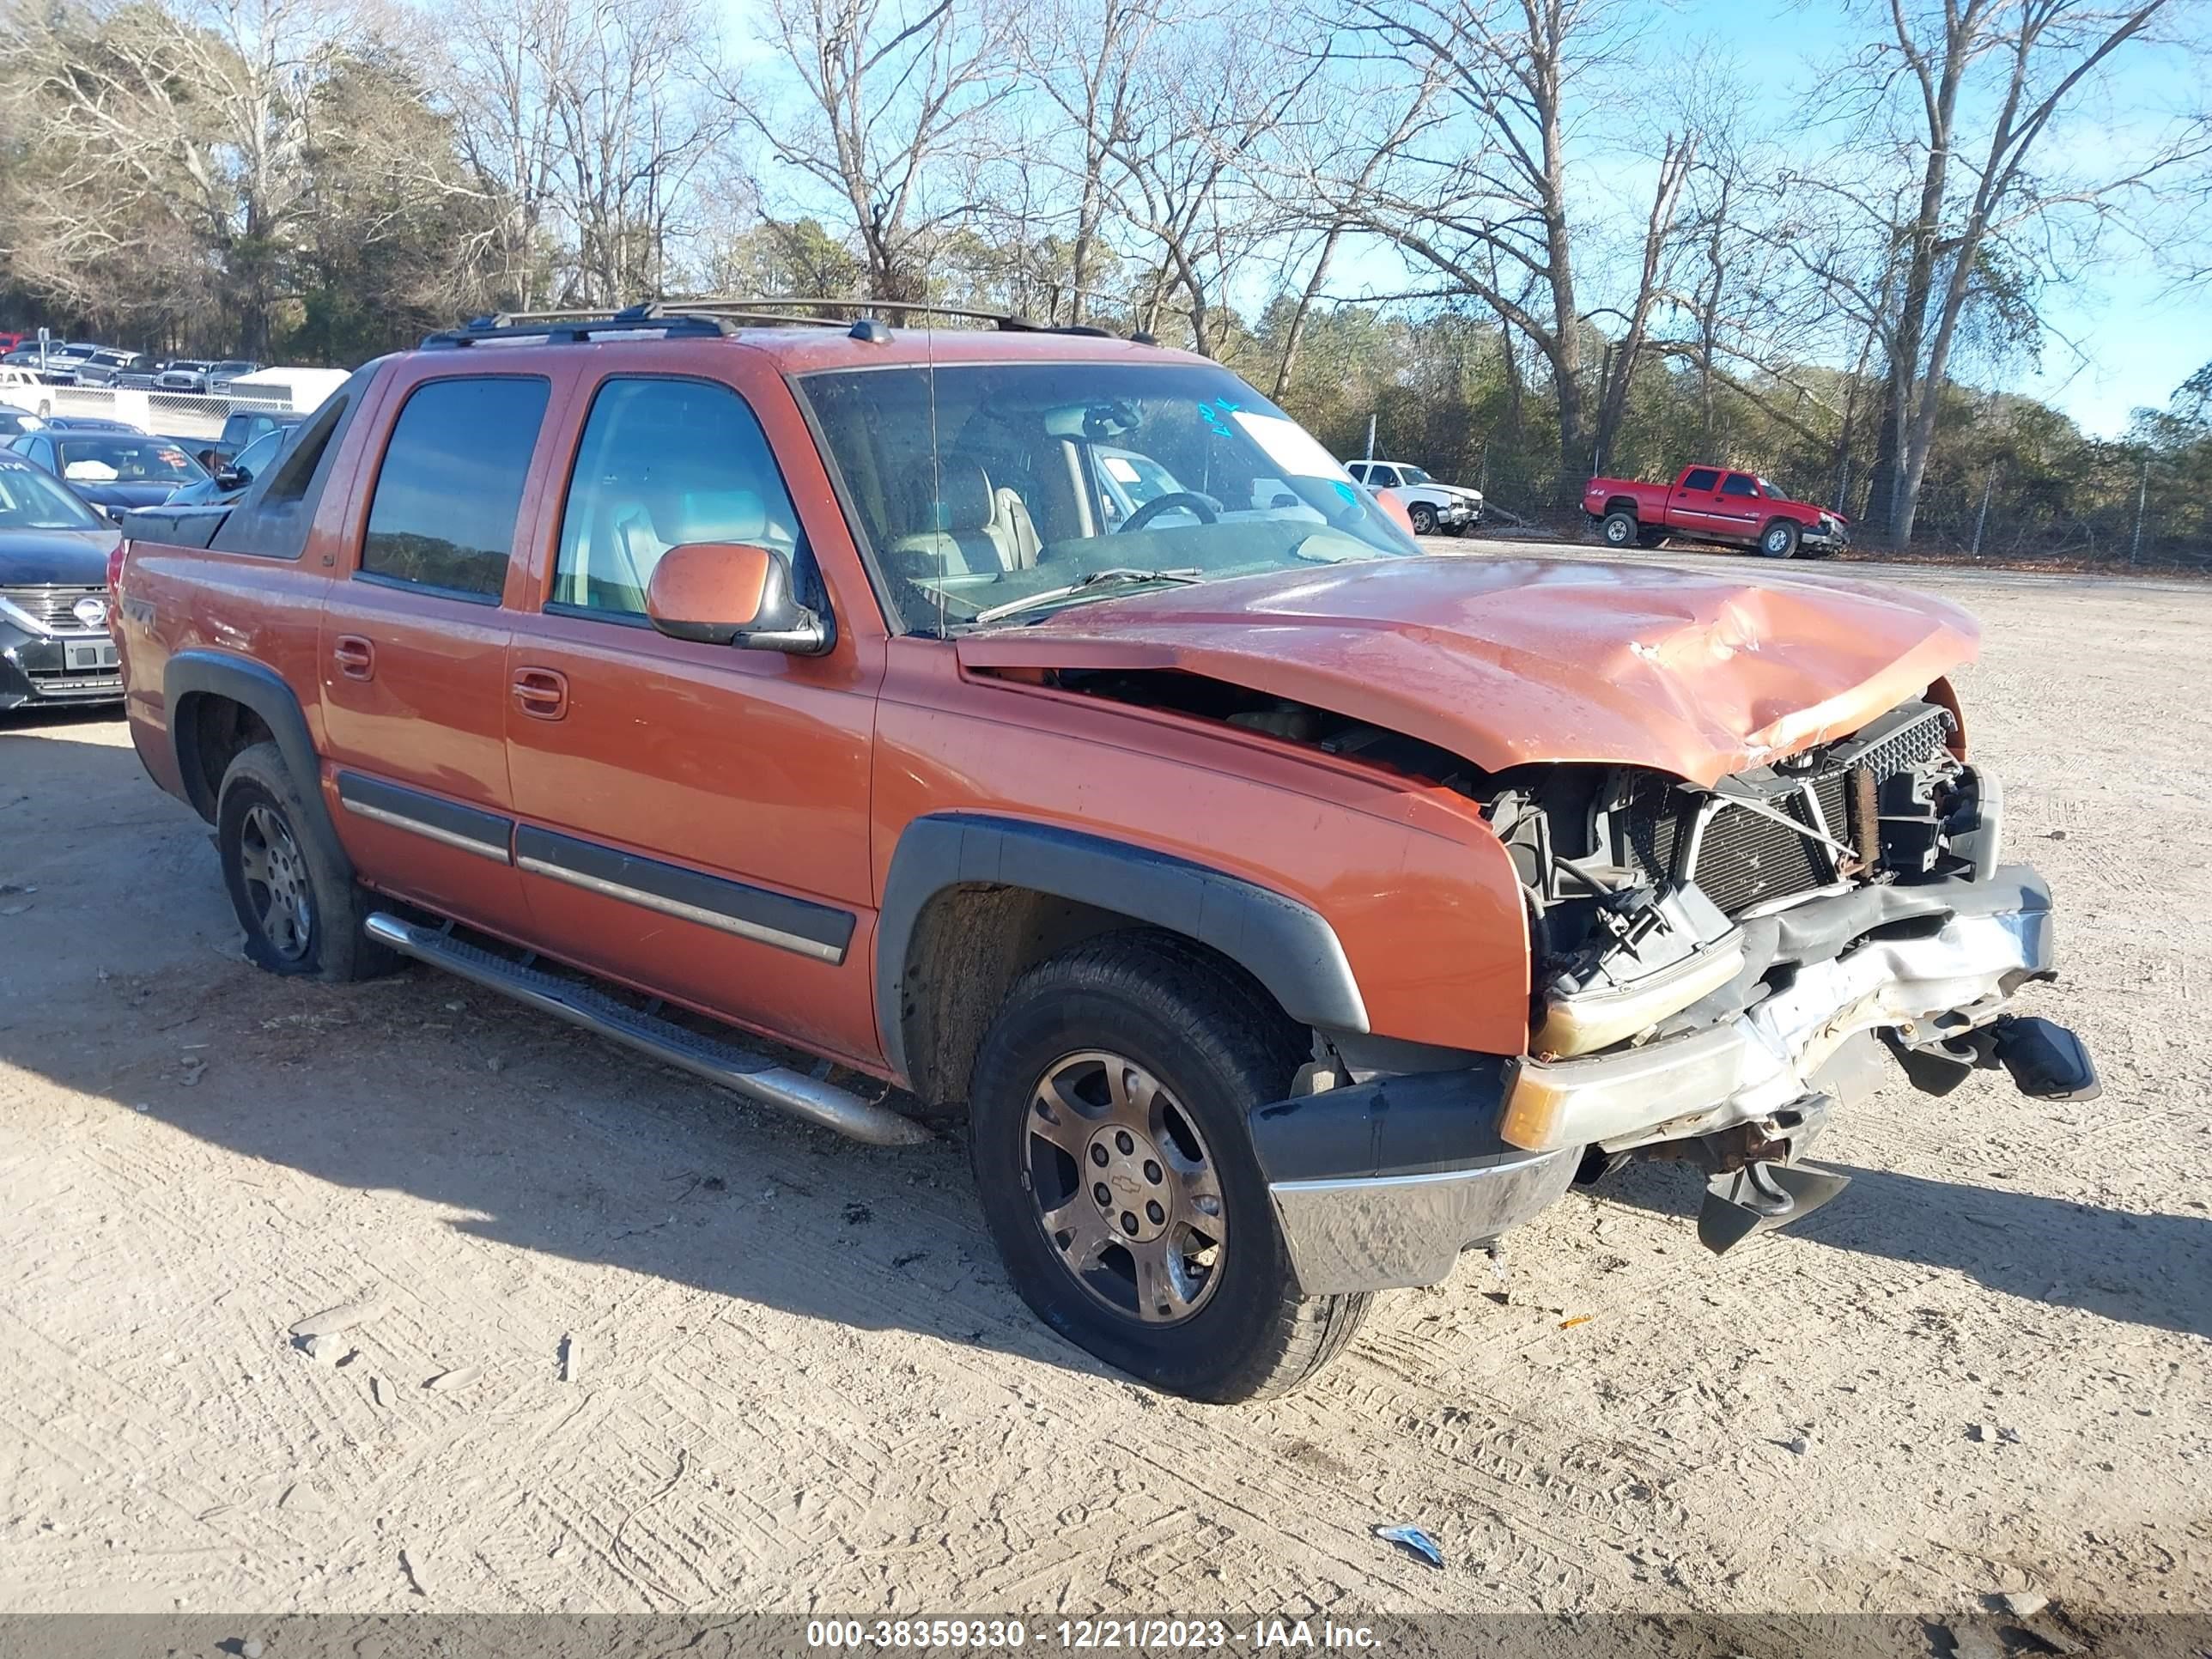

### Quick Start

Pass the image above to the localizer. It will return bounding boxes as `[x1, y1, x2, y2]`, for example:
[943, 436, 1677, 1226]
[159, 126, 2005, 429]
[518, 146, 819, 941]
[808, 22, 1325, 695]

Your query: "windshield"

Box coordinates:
[55, 436, 205, 485]
[1401, 465, 1433, 484]
[0, 465, 105, 529]
[801, 362, 1414, 635]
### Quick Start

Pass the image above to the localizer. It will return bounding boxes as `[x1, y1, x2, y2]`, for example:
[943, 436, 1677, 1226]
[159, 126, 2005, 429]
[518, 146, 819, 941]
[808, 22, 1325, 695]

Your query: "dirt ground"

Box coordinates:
[0, 544, 2206, 1621]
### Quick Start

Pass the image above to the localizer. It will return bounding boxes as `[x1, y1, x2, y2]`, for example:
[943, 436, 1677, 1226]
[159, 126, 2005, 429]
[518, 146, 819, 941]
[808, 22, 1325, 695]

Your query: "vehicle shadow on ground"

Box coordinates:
[0, 720, 1127, 1384]
[1593, 1158, 2212, 1340]
[5, 718, 2206, 1381]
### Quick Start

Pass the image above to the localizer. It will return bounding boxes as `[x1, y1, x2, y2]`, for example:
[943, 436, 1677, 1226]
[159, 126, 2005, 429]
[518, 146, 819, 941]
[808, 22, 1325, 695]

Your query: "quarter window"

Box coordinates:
[552, 377, 805, 617]
[360, 377, 550, 600]
[1680, 468, 1721, 492]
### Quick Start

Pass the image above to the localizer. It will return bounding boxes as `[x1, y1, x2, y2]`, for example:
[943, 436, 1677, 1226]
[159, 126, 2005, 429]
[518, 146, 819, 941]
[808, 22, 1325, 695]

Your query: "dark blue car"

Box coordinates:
[6, 428, 209, 521]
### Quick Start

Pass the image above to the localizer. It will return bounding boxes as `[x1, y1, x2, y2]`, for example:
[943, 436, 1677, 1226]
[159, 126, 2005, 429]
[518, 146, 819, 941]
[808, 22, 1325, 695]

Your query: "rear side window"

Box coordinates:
[551, 377, 807, 619]
[360, 377, 549, 601]
[210, 360, 379, 561]
[1680, 468, 1720, 492]
[1723, 472, 1758, 497]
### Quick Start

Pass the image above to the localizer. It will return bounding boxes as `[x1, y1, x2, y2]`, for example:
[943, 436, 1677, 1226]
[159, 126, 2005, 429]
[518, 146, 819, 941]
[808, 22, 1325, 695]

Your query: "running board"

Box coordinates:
[363, 912, 932, 1147]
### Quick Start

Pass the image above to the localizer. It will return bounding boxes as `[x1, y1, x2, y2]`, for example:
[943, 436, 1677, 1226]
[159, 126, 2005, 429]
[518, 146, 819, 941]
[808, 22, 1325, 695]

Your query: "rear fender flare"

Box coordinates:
[877, 812, 1369, 1088]
[165, 648, 352, 882]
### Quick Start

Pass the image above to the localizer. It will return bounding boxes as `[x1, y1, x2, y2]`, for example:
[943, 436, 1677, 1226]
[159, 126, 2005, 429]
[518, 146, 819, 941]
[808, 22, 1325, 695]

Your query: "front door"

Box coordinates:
[317, 369, 562, 939]
[1668, 466, 1727, 537]
[502, 367, 884, 1068]
[1713, 471, 1765, 541]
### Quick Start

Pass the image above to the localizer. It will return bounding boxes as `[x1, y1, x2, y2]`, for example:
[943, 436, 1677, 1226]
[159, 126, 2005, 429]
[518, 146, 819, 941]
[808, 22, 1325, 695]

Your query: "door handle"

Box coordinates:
[332, 635, 374, 680]
[512, 666, 568, 720]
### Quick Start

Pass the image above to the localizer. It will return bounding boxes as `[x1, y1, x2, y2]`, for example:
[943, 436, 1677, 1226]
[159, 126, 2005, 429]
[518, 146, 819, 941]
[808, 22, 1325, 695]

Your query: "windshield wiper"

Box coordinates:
[969, 567, 1201, 625]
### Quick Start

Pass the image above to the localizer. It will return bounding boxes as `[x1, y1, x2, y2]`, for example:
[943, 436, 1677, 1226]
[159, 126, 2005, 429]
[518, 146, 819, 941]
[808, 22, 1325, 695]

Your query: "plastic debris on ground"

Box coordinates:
[1373, 1523, 1444, 1569]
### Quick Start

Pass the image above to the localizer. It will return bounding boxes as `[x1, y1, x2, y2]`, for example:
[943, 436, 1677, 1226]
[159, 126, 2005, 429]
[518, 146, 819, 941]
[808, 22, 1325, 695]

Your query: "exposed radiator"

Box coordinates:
[1620, 704, 1957, 915]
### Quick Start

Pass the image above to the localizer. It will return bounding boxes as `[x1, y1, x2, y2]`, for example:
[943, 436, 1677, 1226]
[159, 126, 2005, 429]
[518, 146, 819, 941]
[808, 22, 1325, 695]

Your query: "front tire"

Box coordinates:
[1600, 509, 1638, 547]
[1758, 519, 1801, 558]
[1407, 501, 1438, 536]
[216, 742, 391, 981]
[969, 932, 1371, 1402]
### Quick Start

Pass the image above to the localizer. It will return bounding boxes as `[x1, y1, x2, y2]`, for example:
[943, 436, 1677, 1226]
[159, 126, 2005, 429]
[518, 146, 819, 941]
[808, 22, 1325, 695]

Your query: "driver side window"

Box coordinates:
[553, 377, 808, 619]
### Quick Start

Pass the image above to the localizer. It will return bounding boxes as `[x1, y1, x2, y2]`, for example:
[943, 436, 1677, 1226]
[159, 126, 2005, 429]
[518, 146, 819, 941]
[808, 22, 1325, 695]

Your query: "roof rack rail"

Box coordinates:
[668, 295, 1060, 332]
[422, 295, 1158, 349]
[421, 301, 749, 349]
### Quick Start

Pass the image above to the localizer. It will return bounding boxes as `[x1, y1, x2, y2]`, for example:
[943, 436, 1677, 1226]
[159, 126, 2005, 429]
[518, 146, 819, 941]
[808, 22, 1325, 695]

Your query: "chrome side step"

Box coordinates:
[363, 912, 932, 1147]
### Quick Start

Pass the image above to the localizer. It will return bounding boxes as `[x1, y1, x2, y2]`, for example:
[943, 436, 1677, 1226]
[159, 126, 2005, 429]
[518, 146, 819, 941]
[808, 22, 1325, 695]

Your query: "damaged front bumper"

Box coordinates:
[1251, 863, 2092, 1294]
[1501, 864, 2065, 1154]
[1249, 1066, 1579, 1295]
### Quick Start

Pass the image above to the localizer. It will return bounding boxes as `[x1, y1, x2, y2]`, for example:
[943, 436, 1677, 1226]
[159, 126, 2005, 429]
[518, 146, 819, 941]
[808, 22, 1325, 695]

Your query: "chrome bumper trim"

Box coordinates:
[1268, 1148, 1578, 1294]
[1504, 871, 2055, 1152]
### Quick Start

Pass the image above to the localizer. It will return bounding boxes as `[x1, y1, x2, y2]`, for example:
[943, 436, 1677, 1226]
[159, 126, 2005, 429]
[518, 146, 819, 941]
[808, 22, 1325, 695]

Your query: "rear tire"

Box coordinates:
[216, 742, 392, 981]
[1758, 519, 1801, 558]
[1600, 509, 1638, 547]
[968, 931, 1371, 1402]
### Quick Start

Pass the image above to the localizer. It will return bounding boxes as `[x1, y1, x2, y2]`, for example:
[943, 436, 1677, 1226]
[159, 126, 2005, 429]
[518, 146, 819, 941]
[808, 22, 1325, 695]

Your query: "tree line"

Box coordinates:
[1, 0, 2207, 560]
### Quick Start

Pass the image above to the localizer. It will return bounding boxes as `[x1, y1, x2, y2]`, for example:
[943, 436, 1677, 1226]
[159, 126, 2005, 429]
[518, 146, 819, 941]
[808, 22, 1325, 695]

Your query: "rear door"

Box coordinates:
[316, 367, 567, 939]
[501, 359, 884, 1067]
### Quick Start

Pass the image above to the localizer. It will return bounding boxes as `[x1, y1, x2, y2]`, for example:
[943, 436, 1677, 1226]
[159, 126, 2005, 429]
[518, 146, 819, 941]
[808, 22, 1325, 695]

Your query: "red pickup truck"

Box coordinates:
[1585, 466, 1847, 558]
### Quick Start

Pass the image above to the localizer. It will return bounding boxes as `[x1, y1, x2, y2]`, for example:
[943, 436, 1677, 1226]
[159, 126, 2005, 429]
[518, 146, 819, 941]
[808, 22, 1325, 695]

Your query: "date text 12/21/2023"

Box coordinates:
[804, 1620, 1383, 1650]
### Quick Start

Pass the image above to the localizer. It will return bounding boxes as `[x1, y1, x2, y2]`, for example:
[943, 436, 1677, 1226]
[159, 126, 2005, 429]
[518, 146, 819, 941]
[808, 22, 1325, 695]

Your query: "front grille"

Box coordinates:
[0, 585, 106, 634]
[28, 670, 121, 698]
[1618, 702, 1959, 915]
[1845, 704, 1955, 781]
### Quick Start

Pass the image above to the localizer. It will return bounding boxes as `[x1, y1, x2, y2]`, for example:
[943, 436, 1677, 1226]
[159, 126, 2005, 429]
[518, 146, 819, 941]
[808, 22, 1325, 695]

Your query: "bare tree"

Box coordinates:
[1340, 0, 1705, 501]
[0, 0, 383, 351]
[734, 0, 1018, 304]
[1015, 0, 1158, 324]
[1261, 52, 1448, 398]
[1801, 0, 2207, 544]
[1070, 3, 1316, 356]
[442, 0, 732, 311]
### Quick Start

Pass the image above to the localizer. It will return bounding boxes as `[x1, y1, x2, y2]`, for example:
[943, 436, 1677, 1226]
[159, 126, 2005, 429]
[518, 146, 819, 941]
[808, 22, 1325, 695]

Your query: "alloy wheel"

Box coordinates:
[238, 802, 313, 962]
[1022, 1049, 1227, 1325]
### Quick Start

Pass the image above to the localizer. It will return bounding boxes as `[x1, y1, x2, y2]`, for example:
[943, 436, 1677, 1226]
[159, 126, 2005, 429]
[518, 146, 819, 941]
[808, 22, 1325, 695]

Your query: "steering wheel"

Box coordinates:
[1118, 490, 1220, 533]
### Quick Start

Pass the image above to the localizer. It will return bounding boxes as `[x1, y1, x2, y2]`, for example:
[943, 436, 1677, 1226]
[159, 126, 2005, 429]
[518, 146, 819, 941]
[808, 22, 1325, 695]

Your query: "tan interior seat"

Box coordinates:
[889, 459, 1034, 574]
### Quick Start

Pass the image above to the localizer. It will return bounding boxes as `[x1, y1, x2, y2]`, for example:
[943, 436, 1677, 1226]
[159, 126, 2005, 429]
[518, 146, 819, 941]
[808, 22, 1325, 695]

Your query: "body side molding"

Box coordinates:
[514, 823, 854, 963]
[336, 771, 514, 864]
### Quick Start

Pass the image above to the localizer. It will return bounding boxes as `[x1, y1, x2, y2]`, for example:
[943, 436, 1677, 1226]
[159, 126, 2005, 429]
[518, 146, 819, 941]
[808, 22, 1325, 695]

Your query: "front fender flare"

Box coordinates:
[876, 812, 1369, 1085]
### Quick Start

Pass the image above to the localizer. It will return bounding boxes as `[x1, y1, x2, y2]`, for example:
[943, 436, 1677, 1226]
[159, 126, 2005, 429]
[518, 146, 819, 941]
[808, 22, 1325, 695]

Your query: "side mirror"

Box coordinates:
[216, 465, 248, 490]
[645, 541, 830, 655]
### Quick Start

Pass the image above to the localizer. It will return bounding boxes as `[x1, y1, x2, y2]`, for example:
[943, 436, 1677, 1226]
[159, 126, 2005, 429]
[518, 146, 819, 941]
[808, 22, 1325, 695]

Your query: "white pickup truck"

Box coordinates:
[1345, 459, 1484, 535]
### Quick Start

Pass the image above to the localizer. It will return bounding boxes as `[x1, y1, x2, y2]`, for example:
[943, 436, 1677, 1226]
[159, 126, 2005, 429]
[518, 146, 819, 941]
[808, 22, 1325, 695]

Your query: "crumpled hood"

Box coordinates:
[956, 557, 1978, 787]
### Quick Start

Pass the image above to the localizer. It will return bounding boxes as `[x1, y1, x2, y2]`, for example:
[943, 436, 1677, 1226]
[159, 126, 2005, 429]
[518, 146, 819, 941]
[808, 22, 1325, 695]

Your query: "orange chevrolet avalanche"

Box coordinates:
[111, 302, 2095, 1401]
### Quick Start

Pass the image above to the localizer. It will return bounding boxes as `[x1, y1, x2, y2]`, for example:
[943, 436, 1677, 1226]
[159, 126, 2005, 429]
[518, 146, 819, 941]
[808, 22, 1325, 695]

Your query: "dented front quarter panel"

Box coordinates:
[872, 639, 1535, 1056]
[956, 557, 1981, 788]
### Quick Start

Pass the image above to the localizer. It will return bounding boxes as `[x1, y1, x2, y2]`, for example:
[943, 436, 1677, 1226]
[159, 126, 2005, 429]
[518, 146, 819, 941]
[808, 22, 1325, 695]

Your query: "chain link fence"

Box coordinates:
[9, 383, 298, 441]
